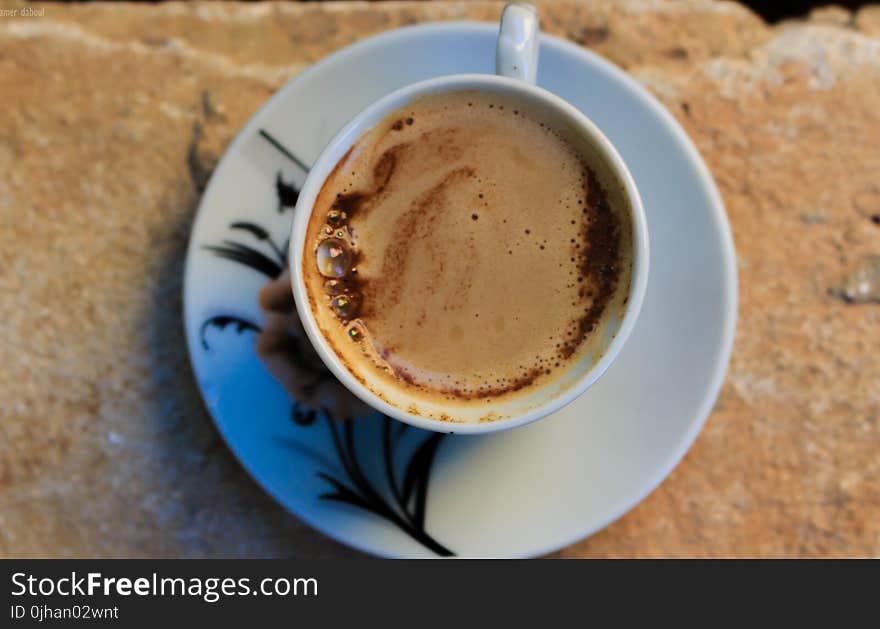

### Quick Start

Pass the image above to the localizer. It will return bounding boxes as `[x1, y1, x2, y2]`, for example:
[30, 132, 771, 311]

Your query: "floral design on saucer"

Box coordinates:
[199, 130, 454, 557]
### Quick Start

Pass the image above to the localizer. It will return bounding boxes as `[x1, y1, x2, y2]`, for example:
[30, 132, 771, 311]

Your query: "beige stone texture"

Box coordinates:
[856, 5, 880, 35]
[807, 5, 852, 27]
[0, 1, 877, 557]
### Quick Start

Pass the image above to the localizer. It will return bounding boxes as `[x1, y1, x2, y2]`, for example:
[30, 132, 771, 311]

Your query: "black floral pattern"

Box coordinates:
[199, 129, 453, 556]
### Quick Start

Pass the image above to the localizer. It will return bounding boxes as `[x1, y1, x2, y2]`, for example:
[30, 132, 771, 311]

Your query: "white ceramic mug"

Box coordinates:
[289, 3, 649, 434]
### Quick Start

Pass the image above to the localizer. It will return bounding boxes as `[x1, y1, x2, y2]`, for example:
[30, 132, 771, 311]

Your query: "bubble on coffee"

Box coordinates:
[303, 90, 632, 418]
[315, 238, 352, 278]
[346, 321, 365, 342]
[330, 293, 360, 320]
[323, 278, 347, 296]
[326, 209, 346, 227]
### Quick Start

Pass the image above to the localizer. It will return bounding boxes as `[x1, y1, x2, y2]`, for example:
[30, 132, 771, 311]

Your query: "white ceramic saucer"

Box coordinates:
[183, 23, 737, 558]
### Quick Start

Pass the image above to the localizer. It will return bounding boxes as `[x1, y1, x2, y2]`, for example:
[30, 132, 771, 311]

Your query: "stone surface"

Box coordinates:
[0, 1, 877, 558]
[856, 5, 880, 35]
[807, 5, 852, 27]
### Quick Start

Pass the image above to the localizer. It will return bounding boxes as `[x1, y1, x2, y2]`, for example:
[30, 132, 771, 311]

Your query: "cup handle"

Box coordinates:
[495, 3, 540, 84]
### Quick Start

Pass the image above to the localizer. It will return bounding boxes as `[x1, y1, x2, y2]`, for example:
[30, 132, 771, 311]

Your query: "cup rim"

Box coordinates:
[289, 73, 649, 435]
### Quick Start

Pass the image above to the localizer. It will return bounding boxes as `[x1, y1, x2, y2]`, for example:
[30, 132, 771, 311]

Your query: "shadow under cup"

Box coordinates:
[291, 75, 648, 433]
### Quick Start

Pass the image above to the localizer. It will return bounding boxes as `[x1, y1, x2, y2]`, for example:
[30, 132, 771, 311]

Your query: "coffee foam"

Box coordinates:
[303, 90, 632, 420]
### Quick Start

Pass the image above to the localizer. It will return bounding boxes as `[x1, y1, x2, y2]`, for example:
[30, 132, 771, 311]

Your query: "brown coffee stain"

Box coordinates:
[370, 166, 475, 311]
[559, 166, 624, 359]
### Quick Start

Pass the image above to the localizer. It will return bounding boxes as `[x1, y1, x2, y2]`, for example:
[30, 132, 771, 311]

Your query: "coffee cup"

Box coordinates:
[289, 3, 649, 434]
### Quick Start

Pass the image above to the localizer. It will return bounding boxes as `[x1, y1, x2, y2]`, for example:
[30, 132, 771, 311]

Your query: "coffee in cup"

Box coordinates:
[300, 89, 633, 422]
